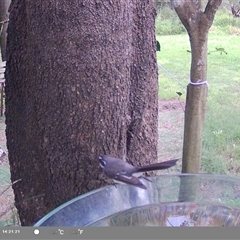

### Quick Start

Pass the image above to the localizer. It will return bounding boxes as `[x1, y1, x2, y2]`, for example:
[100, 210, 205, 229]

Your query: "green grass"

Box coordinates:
[157, 33, 240, 176]
[0, 166, 19, 226]
[156, 6, 240, 36]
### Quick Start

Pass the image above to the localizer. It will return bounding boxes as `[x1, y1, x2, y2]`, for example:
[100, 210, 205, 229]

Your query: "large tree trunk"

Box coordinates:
[6, 0, 158, 225]
[127, 1, 158, 168]
[0, 0, 10, 61]
[172, 0, 222, 173]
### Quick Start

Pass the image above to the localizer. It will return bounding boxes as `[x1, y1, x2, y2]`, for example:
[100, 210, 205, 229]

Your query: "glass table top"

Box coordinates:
[34, 174, 240, 227]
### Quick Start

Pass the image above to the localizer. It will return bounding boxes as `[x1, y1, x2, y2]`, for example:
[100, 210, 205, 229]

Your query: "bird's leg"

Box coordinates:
[110, 180, 118, 188]
[139, 175, 152, 183]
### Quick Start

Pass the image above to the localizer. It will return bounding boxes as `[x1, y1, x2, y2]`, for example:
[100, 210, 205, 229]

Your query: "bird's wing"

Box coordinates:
[113, 174, 147, 190]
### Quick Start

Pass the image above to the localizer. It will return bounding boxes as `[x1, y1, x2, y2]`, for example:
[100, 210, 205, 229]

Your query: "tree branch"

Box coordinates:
[172, 0, 222, 35]
[204, 0, 222, 22]
[171, 0, 200, 32]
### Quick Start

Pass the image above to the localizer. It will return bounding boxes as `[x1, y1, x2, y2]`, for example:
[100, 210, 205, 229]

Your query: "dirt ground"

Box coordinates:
[0, 99, 185, 225]
[158, 99, 185, 163]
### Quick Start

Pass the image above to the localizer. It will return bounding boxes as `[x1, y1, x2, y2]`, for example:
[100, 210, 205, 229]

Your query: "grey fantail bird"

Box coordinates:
[98, 155, 179, 190]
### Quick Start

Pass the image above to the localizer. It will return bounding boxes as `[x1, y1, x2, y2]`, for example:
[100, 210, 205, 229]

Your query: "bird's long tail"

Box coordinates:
[136, 159, 179, 172]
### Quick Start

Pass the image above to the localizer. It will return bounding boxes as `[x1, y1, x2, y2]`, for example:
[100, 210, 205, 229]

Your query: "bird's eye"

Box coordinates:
[98, 156, 106, 168]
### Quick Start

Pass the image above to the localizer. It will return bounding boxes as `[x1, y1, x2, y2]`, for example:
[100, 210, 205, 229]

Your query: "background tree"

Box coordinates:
[171, 0, 222, 173]
[0, 0, 10, 61]
[5, 0, 158, 225]
[231, 1, 240, 17]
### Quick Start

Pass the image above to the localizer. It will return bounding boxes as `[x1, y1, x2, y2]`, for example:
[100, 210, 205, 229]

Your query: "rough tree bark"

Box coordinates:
[0, 0, 10, 61]
[171, 0, 222, 173]
[6, 0, 158, 225]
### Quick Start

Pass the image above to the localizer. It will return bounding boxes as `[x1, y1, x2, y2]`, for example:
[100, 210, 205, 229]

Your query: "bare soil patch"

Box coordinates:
[158, 99, 185, 167]
[159, 99, 185, 112]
